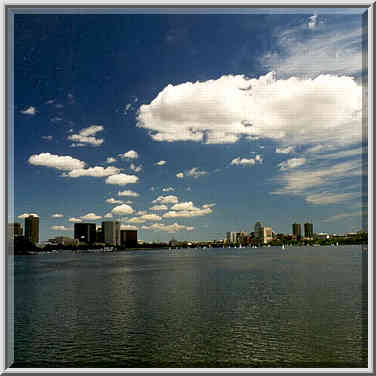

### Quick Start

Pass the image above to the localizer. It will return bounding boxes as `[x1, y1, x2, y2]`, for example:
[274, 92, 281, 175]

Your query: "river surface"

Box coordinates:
[13, 246, 367, 368]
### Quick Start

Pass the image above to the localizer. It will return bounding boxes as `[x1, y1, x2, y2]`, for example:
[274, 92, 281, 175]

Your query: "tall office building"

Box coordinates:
[304, 222, 314, 238]
[254, 221, 264, 240]
[121, 229, 138, 247]
[226, 232, 237, 244]
[102, 221, 121, 246]
[292, 223, 302, 240]
[74, 223, 97, 244]
[263, 227, 273, 244]
[25, 215, 39, 244]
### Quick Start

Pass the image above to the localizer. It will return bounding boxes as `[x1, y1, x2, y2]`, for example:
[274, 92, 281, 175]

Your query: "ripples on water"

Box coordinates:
[13, 246, 367, 368]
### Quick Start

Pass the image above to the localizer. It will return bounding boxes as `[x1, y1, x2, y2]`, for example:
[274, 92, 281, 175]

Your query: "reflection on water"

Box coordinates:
[13, 246, 367, 368]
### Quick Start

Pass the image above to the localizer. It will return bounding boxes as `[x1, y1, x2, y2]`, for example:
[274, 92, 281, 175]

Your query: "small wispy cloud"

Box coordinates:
[68, 125, 104, 147]
[119, 150, 138, 159]
[278, 158, 306, 170]
[305, 192, 357, 205]
[155, 160, 167, 166]
[308, 14, 318, 30]
[186, 167, 207, 178]
[323, 212, 360, 222]
[51, 225, 72, 231]
[20, 106, 36, 115]
[51, 213, 64, 218]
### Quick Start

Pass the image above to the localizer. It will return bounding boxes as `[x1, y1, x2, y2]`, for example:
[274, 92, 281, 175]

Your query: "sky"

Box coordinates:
[11, 8, 368, 243]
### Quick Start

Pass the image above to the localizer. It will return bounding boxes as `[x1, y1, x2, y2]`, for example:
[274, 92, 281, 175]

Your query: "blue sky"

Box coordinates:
[11, 9, 368, 242]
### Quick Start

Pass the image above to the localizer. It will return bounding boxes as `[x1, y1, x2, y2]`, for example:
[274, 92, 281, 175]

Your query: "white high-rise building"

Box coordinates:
[102, 221, 121, 246]
[226, 232, 237, 244]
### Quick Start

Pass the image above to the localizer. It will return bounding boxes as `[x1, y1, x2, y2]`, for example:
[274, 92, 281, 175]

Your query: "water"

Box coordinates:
[13, 246, 367, 368]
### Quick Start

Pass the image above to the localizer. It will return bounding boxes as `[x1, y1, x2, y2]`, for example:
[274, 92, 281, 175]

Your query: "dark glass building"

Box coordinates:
[120, 230, 137, 247]
[304, 222, 314, 238]
[292, 223, 302, 240]
[25, 216, 39, 244]
[74, 223, 97, 244]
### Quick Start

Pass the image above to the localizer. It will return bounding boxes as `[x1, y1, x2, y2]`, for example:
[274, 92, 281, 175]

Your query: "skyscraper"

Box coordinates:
[292, 223, 302, 240]
[254, 221, 264, 241]
[304, 222, 314, 238]
[102, 221, 121, 246]
[25, 215, 39, 244]
[74, 223, 97, 244]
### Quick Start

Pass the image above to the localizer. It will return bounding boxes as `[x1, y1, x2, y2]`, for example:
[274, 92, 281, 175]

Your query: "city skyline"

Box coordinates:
[12, 10, 367, 242]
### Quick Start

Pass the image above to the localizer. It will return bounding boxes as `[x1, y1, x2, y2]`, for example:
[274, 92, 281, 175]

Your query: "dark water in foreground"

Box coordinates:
[13, 246, 367, 368]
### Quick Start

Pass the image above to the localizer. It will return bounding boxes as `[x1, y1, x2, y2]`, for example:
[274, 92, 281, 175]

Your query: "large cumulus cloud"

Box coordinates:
[137, 72, 361, 147]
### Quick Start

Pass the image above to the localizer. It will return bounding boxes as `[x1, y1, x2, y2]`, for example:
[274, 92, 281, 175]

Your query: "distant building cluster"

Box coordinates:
[225, 221, 315, 246]
[74, 221, 137, 248]
[8, 216, 138, 249]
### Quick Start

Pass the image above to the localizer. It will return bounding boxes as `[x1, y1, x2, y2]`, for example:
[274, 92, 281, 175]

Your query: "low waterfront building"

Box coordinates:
[121, 229, 138, 247]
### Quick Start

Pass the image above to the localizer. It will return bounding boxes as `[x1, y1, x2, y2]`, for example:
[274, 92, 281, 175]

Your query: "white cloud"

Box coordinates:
[81, 213, 102, 220]
[136, 72, 361, 149]
[51, 213, 64, 218]
[262, 23, 362, 77]
[21, 106, 36, 115]
[111, 204, 134, 216]
[308, 14, 318, 30]
[51, 225, 72, 231]
[305, 192, 357, 205]
[130, 163, 142, 173]
[176, 172, 184, 179]
[155, 160, 167, 166]
[105, 173, 139, 186]
[106, 157, 116, 163]
[276, 146, 294, 154]
[67, 125, 104, 146]
[119, 150, 138, 159]
[186, 167, 207, 178]
[202, 203, 216, 209]
[141, 222, 194, 233]
[18, 213, 39, 219]
[65, 166, 120, 178]
[150, 204, 168, 211]
[278, 158, 306, 170]
[152, 195, 178, 204]
[68, 217, 82, 223]
[170, 201, 199, 211]
[120, 224, 138, 230]
[128, 213, 162, 224]
[231, 157, 255, 166]
[28, 153, 86, 171]
[273, 159, 361, 196]
[118, 189, 139, 197]
[163, 207, 212, 218]
[104, 213, 113, 218]
[124, 103, 132, 114]
[136, 210, 147, 216]
[162, 187, 175, 192]
[323, 212, 359, 222]
[42, 135, 53, 141]
[308, 147, 364, 160]
[106, 198, 123, 204]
